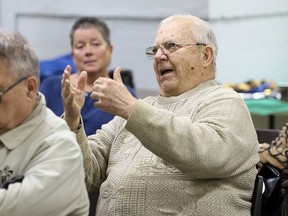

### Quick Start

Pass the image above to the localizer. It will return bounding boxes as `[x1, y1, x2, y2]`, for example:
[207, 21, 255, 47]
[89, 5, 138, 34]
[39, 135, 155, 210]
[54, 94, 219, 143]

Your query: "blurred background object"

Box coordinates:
[223, 79, 281, 100]
[278, 82, 288, 102]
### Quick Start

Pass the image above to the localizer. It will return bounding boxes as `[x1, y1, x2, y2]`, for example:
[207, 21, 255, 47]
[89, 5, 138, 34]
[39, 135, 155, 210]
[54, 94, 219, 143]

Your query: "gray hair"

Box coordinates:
[0, 29, 39, 81]
[160, 14, 218, 67]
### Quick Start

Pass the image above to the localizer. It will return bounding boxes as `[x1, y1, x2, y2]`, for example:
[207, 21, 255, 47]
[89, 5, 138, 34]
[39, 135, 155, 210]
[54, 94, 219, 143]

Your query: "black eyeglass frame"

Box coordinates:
[0, 76, 28, 102]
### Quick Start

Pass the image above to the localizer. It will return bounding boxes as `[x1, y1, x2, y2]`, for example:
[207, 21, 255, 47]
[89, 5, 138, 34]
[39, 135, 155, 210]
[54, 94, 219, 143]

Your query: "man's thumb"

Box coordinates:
[113, 67, 123, 83]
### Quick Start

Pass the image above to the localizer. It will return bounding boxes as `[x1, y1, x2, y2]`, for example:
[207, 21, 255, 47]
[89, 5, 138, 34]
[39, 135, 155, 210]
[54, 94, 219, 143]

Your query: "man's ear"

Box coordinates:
[26, 76, 38, 96]
[202, 45, 214, 67]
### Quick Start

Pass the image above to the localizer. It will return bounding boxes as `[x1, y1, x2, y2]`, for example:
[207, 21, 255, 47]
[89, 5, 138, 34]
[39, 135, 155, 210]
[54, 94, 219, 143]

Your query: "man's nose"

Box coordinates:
[154, 46, 167, 61]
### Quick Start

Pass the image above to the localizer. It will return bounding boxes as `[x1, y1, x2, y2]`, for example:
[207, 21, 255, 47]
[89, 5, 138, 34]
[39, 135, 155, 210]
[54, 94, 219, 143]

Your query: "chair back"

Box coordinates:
[256, 128, 280, 143]
[256, 128, 284, 216]
[251, 174, 264, 216]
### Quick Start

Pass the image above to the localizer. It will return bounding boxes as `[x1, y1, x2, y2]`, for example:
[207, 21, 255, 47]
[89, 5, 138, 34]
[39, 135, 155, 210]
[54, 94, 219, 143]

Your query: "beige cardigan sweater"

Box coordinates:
[76, 80, 259, 216]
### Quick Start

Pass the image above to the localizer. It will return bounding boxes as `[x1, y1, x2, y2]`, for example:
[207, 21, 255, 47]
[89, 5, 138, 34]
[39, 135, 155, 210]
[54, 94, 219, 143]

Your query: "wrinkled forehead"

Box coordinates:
[154, 19, 195, 44]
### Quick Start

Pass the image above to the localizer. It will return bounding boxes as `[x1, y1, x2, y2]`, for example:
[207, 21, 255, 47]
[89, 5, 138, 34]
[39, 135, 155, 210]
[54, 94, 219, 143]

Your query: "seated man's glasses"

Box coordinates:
[145, 41, 207, 58]
[0, 76, 28, 103]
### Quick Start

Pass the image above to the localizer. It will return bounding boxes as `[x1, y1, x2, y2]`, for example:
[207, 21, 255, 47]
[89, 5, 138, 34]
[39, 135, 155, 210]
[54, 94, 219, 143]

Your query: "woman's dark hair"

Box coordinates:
[70, 17, 111, 47]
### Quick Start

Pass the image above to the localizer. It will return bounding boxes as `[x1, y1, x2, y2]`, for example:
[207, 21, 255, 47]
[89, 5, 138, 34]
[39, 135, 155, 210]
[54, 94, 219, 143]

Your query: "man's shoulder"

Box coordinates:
[202, 83, 242, 99]
[188, 83, 244, 107]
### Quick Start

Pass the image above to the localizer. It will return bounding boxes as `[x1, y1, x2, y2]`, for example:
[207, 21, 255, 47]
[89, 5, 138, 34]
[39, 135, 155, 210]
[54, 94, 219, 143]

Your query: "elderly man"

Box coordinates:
[0, 30, 89, 215]
[62, 14, 259, 215]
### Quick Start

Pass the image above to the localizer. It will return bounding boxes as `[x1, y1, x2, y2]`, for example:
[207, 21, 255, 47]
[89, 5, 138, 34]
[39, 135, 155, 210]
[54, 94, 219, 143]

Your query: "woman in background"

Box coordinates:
[40, 17, 137, 135]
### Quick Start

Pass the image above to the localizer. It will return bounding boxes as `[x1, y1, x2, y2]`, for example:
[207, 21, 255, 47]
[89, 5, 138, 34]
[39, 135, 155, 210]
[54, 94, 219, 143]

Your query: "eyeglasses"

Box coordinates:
[145, 41, 207, 58]
[0, 76, 28, 103]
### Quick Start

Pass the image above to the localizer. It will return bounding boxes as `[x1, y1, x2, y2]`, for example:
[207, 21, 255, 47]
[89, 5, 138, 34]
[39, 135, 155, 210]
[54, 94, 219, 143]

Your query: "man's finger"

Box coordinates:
[113, 67, 123, 83]
[62, 65, 72, 85]
[64, 65, 72, 77]
[62, 65, 72, 97]
[77, 71, 87, 91]
[62, 79, 72, 97]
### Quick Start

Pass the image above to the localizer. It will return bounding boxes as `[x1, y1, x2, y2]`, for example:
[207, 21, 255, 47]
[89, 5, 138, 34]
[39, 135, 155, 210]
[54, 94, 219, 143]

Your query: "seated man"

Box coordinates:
[62, 14, 259, 215]
[0, 30, 89, 215]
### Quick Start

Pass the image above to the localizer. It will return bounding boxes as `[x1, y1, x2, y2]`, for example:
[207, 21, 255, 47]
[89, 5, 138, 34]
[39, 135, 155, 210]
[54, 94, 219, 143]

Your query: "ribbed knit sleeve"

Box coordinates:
[76, 116, 126, 191]
[126, 83, 259, 179]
